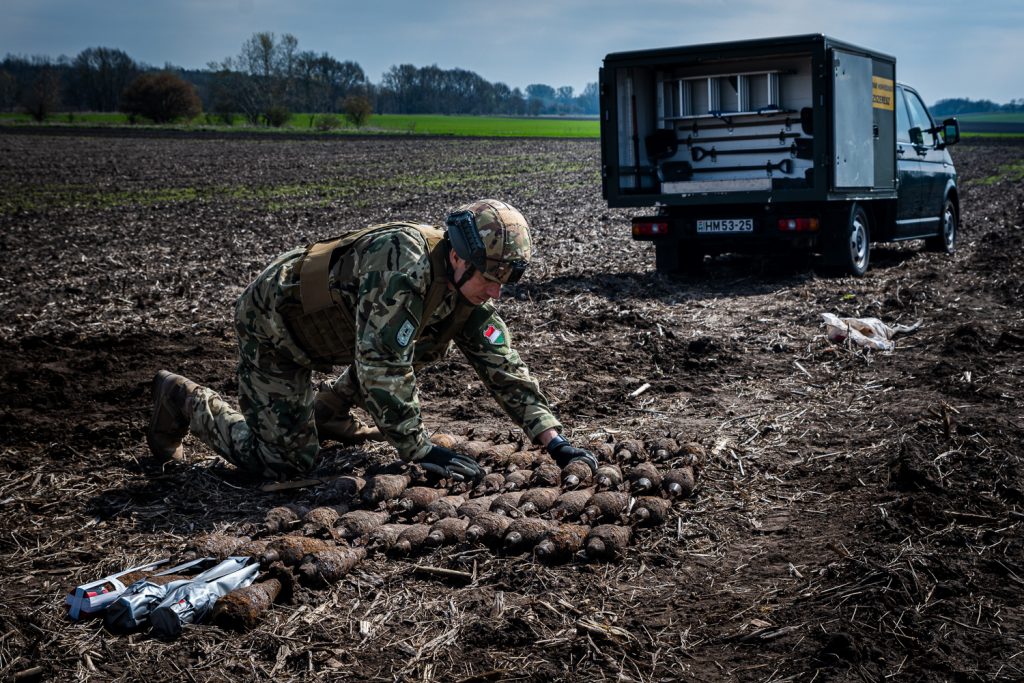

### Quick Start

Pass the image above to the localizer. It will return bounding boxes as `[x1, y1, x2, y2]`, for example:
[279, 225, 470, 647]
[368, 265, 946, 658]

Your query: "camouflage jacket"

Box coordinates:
[260, 223, 561, 460]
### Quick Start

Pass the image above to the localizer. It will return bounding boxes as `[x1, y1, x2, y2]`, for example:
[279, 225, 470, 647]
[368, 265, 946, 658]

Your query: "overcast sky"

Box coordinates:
[4, 0, 1021, 105]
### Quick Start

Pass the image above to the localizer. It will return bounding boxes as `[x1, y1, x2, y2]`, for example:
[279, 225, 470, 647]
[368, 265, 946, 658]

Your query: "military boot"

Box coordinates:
[313, 387, 383, 444]
[147, 370, 200, 462]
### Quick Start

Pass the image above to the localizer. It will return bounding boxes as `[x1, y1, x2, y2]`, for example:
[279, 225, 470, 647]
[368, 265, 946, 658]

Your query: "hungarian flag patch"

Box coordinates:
[483, 324, 505, 345]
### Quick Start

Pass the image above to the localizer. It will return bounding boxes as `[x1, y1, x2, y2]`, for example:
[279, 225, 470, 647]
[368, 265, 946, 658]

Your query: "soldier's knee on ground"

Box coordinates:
[313, 387, 382, 444]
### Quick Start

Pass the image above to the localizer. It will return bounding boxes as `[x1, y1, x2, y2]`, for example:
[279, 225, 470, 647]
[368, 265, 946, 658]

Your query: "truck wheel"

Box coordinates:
[924, 198, 957, 254]
[827, 203, 870, 276]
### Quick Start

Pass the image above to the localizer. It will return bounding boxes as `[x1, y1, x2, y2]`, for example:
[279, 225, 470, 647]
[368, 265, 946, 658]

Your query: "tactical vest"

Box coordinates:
[282, 223, 475, 367]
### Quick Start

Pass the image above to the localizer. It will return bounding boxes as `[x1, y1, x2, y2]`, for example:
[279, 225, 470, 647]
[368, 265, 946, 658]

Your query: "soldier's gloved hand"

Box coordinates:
[419, 445, 484, 482]
[546, 435, 598, 475]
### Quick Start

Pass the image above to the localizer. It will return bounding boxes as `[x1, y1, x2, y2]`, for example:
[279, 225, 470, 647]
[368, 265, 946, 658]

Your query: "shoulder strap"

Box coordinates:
[418, 226, 451, 330]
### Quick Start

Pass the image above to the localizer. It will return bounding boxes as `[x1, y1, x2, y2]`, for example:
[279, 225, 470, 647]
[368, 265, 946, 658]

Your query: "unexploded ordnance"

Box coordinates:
[490, 491, 526, 516]
[615, 439, 647, 463]
[393, 486, 444, 514]
[322, 476, 365, 504]
[456, 494, 499, 519]
[364, 523, 410, 553]
[676, 442, 707, 470]
[424, 516, 470, 547]
[626, 462, 662, 494]
[535, 523, 591, 563]
[631, 496, 673, 526]
[503, 517, 556, 551]
[430, 433, 466, 450]
[549, 488, 595, 521]
[187, 533, 252, 560]
[262, 536, 334, 567]
[465, 511, 513, 545]
[336, 510, 389, 539]
[590, 442, 615, 461]
[389, 523, 432, 557]
[473, 472, 506, 496]
[302, 505, 347, 537]
[502, 469, 532, 491]
[580, 491, 631, 525]
[264, 504, 310, 533]
[663, 466, 696, 498]
[530, 462, 562, 488]
[517, 487, 561, 516]
[211, 565, 294, 631]
[596, 463, 623, 490]
[299, 547, 366, 586]
[585, 524, 632, 560]
[360, 474, 411, 506]
[423, 495, 466, 522]
[648, 438, 679, 462]
[561, 459, 594, 489]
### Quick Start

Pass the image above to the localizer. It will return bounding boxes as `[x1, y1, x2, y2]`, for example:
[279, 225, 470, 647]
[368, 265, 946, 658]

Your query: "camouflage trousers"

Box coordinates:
[187, 248, 322, 480]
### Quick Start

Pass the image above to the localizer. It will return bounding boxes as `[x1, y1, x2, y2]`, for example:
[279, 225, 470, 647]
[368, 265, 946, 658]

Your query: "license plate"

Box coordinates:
[696, 218, 754, 233]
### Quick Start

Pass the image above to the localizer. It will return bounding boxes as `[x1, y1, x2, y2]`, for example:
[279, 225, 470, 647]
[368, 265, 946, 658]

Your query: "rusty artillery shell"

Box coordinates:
[585, 524, 631, 560]
[299, 547, 366, 587]
[364, 523, 411, 553]
[430, 433, 467, 450]
[590, 442, 615, 460]
[188, 533, 253, 560]
[262, 536, 334, 566]
[502, 469, 532, 491]
[360, 474, 411, 506]
[264, 504, 310, 533]
[325, 475, 366, 502]
[596, 463, 623, 490]
[424, 517, 470, 547]
[503, 518, 557, 551]
[663, 466, 696, 498]
[505, 451, 539, 471]
[465, 511, 513, 545]
[615, 439, 647, 464]
[457, 440, 492, 459]
[561, 459, 594, 490]
[473, 472, 505, 496]
[393, 486, 444, 514]
[648, 438, 679, 462]
[631, 496, 673, 526]
[337, 510, 390, 540]
[490, 491, 525, 516]
[676, 442, 707, 470]
[550, 488, 595, 521]
[456, 494, 498, 519]
[517, 487, 561, 516]
[389, 523, 431, 557]
[535, 523, 591, 563]
[626, 462, 663, 494]
[580, 491, 631, 524]
[530, 462, 562, 488]
[423, 495, 466, 522]
[235, 538, 271, 558]
[302, 505, 347, 537]
[211, 566, 293, 631]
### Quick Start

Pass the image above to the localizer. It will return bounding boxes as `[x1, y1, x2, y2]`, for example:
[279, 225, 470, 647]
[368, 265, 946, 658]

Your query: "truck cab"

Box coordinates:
[600, 34, 960, 276]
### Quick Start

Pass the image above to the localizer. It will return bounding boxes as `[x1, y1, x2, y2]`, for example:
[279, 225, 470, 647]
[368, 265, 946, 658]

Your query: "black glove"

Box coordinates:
[546, 435, 598, 475]
[419, 445, 484, 482]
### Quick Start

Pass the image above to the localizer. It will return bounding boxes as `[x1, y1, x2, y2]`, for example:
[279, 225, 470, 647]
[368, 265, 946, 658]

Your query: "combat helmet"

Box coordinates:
[445, 199, 531, 284]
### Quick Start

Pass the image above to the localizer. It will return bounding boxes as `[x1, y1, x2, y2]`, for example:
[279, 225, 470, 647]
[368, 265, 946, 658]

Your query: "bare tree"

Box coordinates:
[120, 71, 201, 123]
[22, 66, 61, 121]
[70, 47, 137, 110]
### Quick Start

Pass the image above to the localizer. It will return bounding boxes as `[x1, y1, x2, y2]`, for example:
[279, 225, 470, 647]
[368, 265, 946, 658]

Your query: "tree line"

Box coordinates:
[0, 32, 599, 126]
[930, 98, 1024, 117]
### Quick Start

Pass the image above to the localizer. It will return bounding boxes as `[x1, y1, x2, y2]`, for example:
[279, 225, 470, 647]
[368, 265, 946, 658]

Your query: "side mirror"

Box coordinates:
[941, 117, 960, 146]
[909, 126, 924, 146]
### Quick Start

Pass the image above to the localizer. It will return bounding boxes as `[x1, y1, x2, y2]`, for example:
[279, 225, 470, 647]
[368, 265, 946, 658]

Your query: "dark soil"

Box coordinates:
[0, 130, 1022, 682]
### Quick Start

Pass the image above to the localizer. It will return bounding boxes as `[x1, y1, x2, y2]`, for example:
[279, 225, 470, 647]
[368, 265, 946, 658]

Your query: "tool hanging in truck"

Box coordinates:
[644, 129, 805, 161]
[692, 143, 798, 162]
[660, 159, 794, 182]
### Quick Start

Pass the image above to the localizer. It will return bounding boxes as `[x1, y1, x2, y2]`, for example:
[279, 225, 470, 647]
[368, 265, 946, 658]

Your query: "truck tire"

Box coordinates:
[827, 203, 870, 276]
[924, 198, 957, 254]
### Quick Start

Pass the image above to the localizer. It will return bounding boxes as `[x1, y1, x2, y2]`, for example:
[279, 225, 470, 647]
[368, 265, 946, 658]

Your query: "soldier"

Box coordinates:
[146, 199, 597, 483]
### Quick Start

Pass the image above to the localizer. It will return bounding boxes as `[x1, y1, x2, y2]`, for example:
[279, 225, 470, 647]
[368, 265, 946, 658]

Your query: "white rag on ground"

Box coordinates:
[821, 313, 922, 351]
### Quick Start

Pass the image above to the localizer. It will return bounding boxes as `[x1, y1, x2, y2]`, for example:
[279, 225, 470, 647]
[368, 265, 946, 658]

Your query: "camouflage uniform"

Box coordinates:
[187, 222, 560, 480]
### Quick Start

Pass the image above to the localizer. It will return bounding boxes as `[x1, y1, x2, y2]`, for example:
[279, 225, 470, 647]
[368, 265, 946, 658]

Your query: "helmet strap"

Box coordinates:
[445, 238, 478, 294]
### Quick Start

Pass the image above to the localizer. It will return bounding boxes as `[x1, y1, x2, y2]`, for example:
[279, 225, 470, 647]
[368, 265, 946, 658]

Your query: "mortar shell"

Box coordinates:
[264, 504, 310, 534]
[302, 505, 347, 536]
[425, 516, 470, 547]
[501, 469, 532, 491]
[235, 538, 271, 557]
[505, 451, 538, 471]
[580, 491, 631, 524]
[490, 491, 525, 516]
[465, 512, 513, 545]
[595, 463, 623, 490]
[590, 442, 615, 460]
[631, 496, 673, 526]
[648, 438, 679, 462]
[388, 523, 432, 557]
[323, 476, 365, 504]
[530, 463, 562, 488]
[424, 495, 466, 522]
[360, 474, 411, 506]
[393, 486, 444, 514]
[263, 536, 334, 566]
[676, 442, 707, 470]
[615, 439, 647, 463]
[550, 488, 596, 521]
[663, 466, 696, 498]
[430, 433, 467, 450]
[299, 547, 366, 586]
[211, 577, 282, 631]
[535, 523, 591, 563]
[516, 487, 560, 516]
[364, 523, 410, 553]
[337, 510, 389, 539]
[188, 533, 252, 560]
[473, 472, 505, 496]
[503, 517, 556, 551]
[561, 460, 594, 489]
[626, 462, 662, 493]
[458, 441, 491, 459]
[456, 494, 499, 519]
[585, 524, 632, 560]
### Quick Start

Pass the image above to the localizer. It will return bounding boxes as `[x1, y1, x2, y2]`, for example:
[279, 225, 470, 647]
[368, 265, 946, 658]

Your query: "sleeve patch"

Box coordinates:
[396, 319, 416, 347]
[483, 324, 505, 345]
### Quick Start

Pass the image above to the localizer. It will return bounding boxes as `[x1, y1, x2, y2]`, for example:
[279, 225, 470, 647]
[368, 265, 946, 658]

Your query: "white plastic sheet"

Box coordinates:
[821, 313, 921, 351]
